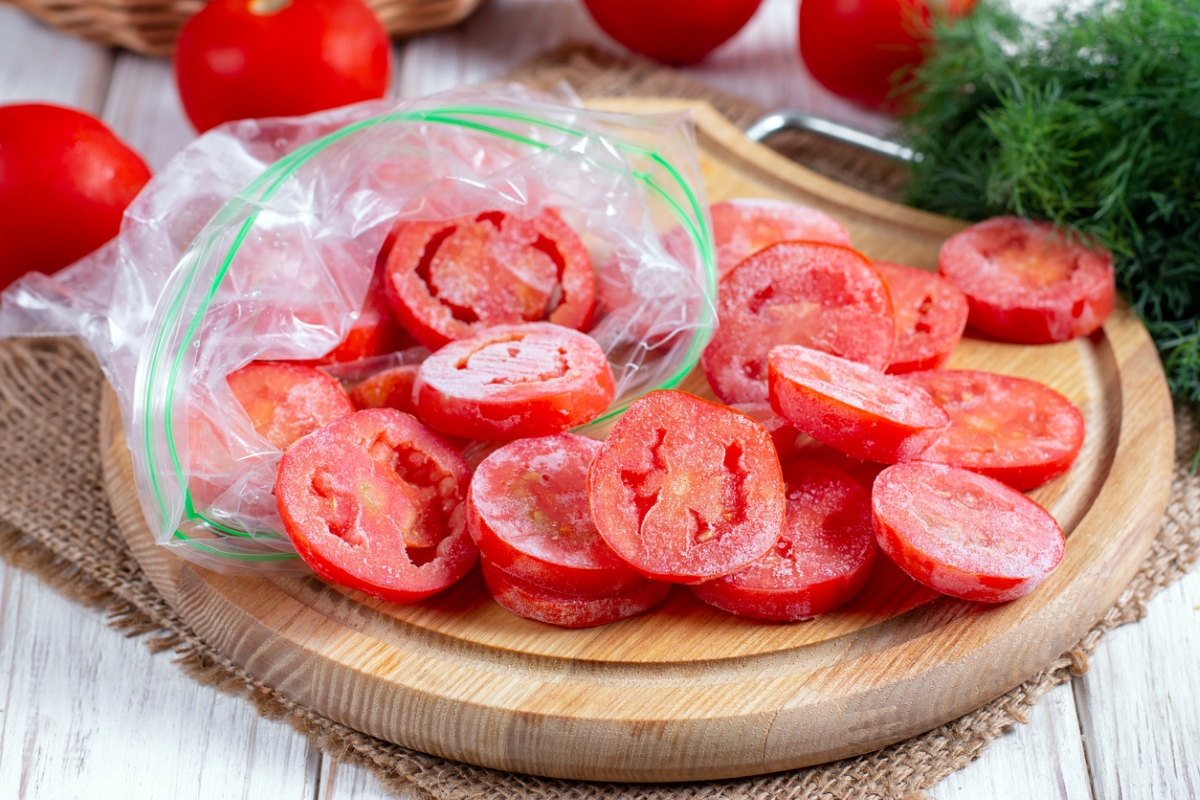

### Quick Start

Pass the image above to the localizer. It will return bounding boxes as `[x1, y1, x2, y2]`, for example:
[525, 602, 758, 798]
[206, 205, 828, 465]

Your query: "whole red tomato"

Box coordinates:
[581, 0, 764, 65]
[799, 0, 974, 110]
[0, 104, 151, 289]
[174, 0, 392, 133]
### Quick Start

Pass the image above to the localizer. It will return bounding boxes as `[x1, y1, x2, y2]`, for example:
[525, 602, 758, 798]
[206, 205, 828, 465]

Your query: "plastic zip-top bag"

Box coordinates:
[0, 87, 717, 573]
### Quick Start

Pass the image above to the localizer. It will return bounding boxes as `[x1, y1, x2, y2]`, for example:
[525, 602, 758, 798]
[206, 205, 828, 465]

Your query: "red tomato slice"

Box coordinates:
[793, 433, 888, 489]
[276, 409, 476, 603]
[692, 458, 876, 620]
[350, 364, 419, 414]
[311, 265, 415, 365]
[901, 370, 1086, 490]
[702, 241, 894, 404]
[875, 261, 969, 373]
[467, 434, 644, 597]
[384, 208, 594, 350]
[872, 462, 1065, 603]
[768, 344, 949, 463]
[731, 402, 801, 460]
[938, 217, 1115, 344]
[227, 361, 354, 450]
[481, 559, 670, 628]
[589, 390, 785, 584]
[414, 323, 615, 440]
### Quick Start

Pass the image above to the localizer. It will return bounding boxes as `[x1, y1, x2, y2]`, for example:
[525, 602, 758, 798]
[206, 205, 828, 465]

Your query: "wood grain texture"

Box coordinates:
[98, 97, 1175, 782]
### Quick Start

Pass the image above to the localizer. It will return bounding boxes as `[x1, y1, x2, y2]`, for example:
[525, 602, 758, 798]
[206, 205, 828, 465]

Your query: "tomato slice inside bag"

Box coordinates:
[275, 409, 476, 603]
[227, 361, 354, 450]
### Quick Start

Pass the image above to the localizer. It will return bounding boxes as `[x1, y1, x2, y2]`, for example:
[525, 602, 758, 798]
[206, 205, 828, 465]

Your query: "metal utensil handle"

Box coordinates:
[744, 111, 923, 163]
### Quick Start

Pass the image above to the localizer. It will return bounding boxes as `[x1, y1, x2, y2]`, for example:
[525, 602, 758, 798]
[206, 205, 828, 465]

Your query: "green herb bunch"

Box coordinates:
[901, 0, 1200, 400]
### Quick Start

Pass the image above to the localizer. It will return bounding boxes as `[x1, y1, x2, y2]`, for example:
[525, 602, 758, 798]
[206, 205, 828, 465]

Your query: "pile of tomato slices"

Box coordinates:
[215, 201, 1113, 626]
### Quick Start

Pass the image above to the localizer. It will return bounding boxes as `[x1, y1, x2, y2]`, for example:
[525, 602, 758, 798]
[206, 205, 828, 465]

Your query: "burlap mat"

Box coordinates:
[1, 47, 1198, 800]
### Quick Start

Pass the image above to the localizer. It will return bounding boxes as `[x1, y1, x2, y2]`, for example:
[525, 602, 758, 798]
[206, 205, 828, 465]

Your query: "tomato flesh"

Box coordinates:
[481, 559, 670, 628]
[768, 344, 949, 463]
[875, 261, 968, 374]
[938, 217, 1115, 344]
[350, 364, 419, 414]
[276, 409, 476, 603]
[414, 322, 615, 440]
[872, 462, 1065, 602]
[693, 458, 875, 620]
[702, 241, 894, 404]
[731, 402, 801, 460]
[902, 369, 1086, 490]
[468, 434, 644, 596]
[227, 361, 354, 450]
[589, 390, 785, 584]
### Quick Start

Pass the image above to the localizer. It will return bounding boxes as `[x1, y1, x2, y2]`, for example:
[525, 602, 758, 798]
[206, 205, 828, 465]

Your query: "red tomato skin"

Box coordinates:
[938, 217, 1115, 344]
[227, 361, 354, 449]
[481, 559, 670, 628]
[173, 0, 391, 133]
[0, 104, 151, 285]
[872, 462, 1065, 603]
[276, 409, 476, 603]
[589, 390, 786, 584]
[350, 364, 419, 413]
[581, 0, 764, 65]
[875, 261, 969, 374]
[693, 459, 876, 621]
[414, 323, 615, 440]
[902, 369, 1086, 490]
[731, 402, 801, 460]
[768, 344, 949, 464]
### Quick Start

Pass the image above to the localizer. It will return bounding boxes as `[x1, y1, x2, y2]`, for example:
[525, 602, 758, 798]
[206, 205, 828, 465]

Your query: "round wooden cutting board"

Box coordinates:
[100, 98, 1175, 783]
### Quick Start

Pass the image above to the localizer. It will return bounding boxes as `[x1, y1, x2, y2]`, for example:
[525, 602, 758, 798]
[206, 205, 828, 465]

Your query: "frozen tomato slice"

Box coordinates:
[467, 434, 643, 597]
[384, 208, 594, 350]
[481, 559, 670, 628]
[693, 458, 876, 621]
[702, 241, 894, 404]
[875, 261, 969, 374]
[311, 263, 416, 365]
[731, 402, 801, 460]
[938, 217, 1115, 344]
[227, 361, 354, 450]
[414, 322, 615, 440]
[589, 390, 785, 584]
[276, 409, 476, 603]
[768, 344, 949, 463]
[872, 462, 1065, 603]
[901, 369, 1086, 491]
[793, 433, 887, 489]
[350, 364, 419, 414]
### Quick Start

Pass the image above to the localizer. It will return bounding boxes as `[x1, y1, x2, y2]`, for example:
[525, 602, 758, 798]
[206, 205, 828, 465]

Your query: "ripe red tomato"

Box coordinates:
[581, 0, 765, 65]
[0, 104, 151, 288]
[174, 0, 392, 133]
[799, 0, 975, 110]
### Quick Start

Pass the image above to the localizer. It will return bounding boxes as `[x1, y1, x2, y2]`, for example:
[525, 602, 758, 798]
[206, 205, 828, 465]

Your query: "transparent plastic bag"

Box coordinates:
[0, 87, 717, 573]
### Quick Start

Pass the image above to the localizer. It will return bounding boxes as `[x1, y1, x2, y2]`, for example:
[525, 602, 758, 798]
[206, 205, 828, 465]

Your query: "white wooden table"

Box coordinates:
[0, 1, 1197, 797]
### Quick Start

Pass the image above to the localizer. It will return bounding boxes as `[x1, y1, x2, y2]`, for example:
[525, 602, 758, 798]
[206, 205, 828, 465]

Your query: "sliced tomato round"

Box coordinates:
[467, 434, 644, 597]
[692, 458, 875, 620]
[901, 369, 1085, 490]
[480, 558, 670, 628]
[414, 322, 615, 440]
[350, 364, 419, 414]
[768, 344, 949, 463]
[383, 208, 594, 350]
[275, 409, 476, 603]
[875, 261, 968, 374]
[702, 241, 894, 404]
[938, 217, 1115, 344]
[872, 462, 1065, 603]
[227, 361, 354, 450]
[589, 390, 785, 584]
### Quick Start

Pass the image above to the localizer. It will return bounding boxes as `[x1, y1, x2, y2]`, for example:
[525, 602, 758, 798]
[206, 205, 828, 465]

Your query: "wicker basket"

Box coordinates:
[7, 0, 487, 57]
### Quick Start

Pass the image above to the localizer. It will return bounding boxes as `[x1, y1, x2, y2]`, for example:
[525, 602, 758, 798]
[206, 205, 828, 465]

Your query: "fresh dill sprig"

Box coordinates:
[901, 0, 1200, 401]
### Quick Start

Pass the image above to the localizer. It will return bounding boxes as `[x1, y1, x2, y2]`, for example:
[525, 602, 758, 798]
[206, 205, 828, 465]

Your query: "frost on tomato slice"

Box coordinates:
[467, 434, 643, 597]
[702, 241, 894, 404]
[792, 433, 887, 490]
[872, 462, 1065, 603]
[275, 409, 476, 604]
[732, 402, 801, 460]
[768, 344, 949, 464]
[480, 559, 670, 628]
[938, 216, 1115, 344]
[414, 322, 615, 440]
[383, 208, 594, 350]
[350, 364, 419, 414]
[875, 261, 968, 374]
[902, 370, 1085, 491]
[693, 458, 876, 621]
[589, 390, 785, 584]
[227, 361, 354, 450]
